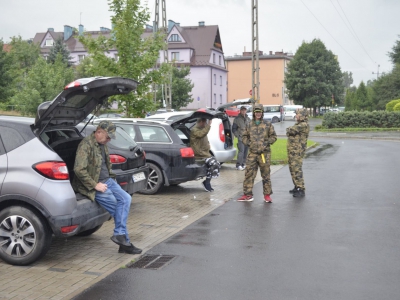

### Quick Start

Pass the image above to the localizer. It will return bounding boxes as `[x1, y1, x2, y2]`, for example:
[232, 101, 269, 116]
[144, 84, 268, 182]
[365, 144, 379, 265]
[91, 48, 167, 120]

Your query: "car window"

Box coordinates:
[0, 126, 26, 153]
[265, 106, 280, 112]
[0, 135, 5, 155]
[108, 127, 137, 149]
[138, 125, 171, 143]
[62, 93, 93, 109]
[117, 124, 136, 140]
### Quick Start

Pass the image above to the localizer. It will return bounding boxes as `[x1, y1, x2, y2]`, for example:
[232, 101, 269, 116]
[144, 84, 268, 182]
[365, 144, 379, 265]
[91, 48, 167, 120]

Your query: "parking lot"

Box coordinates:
[0, 164, 282, 300]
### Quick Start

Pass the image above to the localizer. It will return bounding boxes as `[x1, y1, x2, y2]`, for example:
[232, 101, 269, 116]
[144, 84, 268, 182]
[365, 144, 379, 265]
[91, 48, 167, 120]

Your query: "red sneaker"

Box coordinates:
[237, 194, 254, 202]
[264, 195, 272, 203]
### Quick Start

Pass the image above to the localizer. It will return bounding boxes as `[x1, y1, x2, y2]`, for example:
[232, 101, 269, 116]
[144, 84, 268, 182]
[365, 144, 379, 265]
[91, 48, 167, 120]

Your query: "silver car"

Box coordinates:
[0, 77, 140, 266]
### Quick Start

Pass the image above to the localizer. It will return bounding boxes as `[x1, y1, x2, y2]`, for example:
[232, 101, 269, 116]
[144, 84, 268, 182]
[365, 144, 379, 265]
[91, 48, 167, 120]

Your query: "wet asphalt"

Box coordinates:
[73, 127, 400, 300]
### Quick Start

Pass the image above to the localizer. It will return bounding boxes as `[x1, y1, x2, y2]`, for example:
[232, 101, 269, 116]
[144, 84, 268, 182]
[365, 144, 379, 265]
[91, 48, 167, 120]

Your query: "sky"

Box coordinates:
[1, 0, 399, 87]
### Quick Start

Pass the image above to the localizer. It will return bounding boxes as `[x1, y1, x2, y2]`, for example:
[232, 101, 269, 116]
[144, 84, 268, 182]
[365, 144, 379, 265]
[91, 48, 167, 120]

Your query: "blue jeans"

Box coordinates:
[237, 138, 248, 166]
[95, 178, 132, 242]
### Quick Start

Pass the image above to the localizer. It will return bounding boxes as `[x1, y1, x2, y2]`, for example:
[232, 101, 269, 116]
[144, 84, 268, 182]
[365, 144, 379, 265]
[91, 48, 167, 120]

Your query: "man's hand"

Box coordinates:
[95, 182, 108, 193]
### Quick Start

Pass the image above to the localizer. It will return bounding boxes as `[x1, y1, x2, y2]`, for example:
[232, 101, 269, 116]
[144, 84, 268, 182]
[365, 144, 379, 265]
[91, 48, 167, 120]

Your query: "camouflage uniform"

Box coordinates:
[72, 132, 116, 201]
[286, 108, 310, 190]
[242, 104, 277, 196]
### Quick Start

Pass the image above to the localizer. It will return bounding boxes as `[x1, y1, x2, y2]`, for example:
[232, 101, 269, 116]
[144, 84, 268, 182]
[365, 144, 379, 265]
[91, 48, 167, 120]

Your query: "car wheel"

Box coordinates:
[139, 162, 164, 195]
[0, 206, 52, 266]
[75, 224, 103, 237]
[272, 116, 279, 123]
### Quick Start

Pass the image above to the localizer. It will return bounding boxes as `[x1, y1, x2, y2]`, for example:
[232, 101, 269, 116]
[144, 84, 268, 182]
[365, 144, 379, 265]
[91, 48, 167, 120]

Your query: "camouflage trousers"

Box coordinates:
[288, 154, 305, 189]
[243, 152, 272, 195]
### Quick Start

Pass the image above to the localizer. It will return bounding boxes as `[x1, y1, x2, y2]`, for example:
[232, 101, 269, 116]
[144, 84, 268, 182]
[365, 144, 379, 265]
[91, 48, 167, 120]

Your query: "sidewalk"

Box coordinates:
[0, 164, 283, 300]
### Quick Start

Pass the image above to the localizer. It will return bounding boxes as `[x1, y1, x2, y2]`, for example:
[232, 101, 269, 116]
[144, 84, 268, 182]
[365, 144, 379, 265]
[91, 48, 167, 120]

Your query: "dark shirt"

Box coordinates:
[98, 144, 110, 182]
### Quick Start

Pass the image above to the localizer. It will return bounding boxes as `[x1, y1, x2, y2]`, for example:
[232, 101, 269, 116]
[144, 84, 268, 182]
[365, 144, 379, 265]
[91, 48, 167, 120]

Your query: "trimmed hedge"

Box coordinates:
[321, 111, 400, 128]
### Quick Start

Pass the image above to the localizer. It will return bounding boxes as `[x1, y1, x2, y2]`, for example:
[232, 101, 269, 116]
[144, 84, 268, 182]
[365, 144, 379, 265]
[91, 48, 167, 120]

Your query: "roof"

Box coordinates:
[2, 44, 12, 52]
[225, 54, 293, 61]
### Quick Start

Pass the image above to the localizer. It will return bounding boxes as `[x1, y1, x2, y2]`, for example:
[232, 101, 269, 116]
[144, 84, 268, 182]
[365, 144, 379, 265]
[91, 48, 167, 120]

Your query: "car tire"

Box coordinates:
[0, 206, 52, 266]
[139, 162, 164, 195]
[272, 116, 279, 123]
[75, 224, 103, 237]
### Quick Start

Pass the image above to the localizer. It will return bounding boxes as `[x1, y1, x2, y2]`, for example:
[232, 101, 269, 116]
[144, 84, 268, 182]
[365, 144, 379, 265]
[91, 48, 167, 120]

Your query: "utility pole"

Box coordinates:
[251, 0, 260, 103]
[154, 0, 172, 111]
[372, 64, 380, 80]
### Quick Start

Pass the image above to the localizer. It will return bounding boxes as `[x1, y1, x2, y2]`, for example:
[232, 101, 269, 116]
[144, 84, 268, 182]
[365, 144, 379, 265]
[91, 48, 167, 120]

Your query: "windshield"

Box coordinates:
[108, 126, 137, 150]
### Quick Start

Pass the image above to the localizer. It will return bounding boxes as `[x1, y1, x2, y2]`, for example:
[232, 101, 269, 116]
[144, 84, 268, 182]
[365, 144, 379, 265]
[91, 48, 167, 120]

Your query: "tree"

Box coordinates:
[284, 39, 343, 114]
[0, 39, 12, 106]
[342, 71, 353, 89]
[47, 37, 73, 66]
[11, 54, 74, 116]
[355, 81, 373, 111]
[156, 66, 194, 110]
[79, 0, 167, 117]
[372, 64, 400, 110]
[386, 99, 400, 111]
[388, 35, 400, 65]
[344, 87, 356, 111]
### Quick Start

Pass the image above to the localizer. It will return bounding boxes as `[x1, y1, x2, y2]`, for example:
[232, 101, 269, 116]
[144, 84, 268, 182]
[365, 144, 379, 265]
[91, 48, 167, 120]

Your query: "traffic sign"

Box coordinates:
[249, 89, 252, 96]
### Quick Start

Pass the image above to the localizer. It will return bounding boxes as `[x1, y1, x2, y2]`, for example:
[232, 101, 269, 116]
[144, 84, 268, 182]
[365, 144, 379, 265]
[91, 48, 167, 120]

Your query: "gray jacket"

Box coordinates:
[232, 114, 251, 139]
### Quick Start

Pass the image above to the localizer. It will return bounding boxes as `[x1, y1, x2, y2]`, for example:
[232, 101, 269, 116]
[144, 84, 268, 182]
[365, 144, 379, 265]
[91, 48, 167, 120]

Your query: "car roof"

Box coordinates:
[146, 111, 192, 119]
[92, 118, 170, 126]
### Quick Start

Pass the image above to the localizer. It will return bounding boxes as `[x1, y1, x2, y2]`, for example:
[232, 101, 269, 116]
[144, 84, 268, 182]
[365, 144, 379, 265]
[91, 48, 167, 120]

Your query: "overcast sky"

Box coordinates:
[1, 0, 399, 87]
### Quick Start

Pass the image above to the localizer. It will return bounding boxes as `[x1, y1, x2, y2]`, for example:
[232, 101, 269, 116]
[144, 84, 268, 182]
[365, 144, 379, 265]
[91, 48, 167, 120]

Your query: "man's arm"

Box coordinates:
[268, 124, 277, 145]
[73, 142, 97, 190]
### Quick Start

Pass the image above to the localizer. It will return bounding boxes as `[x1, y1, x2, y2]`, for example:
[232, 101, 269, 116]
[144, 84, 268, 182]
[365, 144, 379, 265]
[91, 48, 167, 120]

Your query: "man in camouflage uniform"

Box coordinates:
[190, 118, 221, 192]
[232, 106, 250, 170]
[286, 108, 310, 197]
[238, 103, 277, 202]
[72, 120, 142, 254]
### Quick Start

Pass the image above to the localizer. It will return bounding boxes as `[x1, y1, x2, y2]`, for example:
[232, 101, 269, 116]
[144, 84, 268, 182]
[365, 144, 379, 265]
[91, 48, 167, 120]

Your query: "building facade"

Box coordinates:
[225, 51, 293, 105]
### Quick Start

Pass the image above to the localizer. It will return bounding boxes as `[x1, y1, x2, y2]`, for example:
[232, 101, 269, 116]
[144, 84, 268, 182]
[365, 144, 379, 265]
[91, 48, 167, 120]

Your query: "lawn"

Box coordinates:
[233, 137, 317, 165]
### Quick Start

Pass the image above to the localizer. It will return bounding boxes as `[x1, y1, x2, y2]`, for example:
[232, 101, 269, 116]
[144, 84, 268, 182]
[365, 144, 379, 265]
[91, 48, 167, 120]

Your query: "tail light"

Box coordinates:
[33, 162, 69, 180]
[64, 81, 82, 89]
[110, 154, 127, 164]
[180, 147, 195, 158]
[219, 123, 225, 142]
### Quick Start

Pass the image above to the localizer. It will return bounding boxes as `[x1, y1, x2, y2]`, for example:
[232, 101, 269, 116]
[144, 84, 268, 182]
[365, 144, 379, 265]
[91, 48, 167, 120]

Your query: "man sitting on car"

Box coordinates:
[72, 120, 142, 255]
[190, 118, 221, 192]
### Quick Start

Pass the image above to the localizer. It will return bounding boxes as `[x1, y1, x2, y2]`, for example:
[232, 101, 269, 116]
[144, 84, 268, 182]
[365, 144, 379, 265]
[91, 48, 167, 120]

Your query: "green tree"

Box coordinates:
[79, 0, 167, 117]
[75, 56, 97, 78]
[0, 39, 13, 106]
[388, 35, 400, 65]
[355, 81, 373, 111]
[342, 71, 353, 89]
[284, 39, 343, 114]
[386, 99, 400, 111]
[11, 54, 74, 116]
[47, 37, 73, 66]
[393, 102, 400, 111]
[372, 64, 400, 110]
[156, 66, 194, 110]
[344, 87, 356, 111]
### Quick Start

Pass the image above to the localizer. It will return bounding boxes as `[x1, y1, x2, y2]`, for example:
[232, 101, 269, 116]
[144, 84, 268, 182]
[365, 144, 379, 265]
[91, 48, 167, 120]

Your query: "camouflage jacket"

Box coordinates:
[286, 121, 310, 155]
[190, 123, 211, 158]
[232, 114, 251, 139]
[242, 120, 277, 154]
[72, 132, 115, 201]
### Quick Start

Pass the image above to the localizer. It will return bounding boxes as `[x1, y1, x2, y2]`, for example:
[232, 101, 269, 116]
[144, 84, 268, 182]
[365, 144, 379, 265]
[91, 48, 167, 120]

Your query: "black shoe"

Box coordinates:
[111, 234, 130, 246]
[289, 186, 297, 194]
[202, 180, 212, 192]
[209, 183, 214, 192]
[118, 243, 142, 254]
[293, 188, 305, 197]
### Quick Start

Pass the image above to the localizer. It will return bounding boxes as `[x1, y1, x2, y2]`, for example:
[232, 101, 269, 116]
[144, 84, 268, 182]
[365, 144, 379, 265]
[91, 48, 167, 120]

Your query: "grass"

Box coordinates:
[315, 126, 400, 132]
[0, 110, 22, 116]
[232, 137, 317, 165]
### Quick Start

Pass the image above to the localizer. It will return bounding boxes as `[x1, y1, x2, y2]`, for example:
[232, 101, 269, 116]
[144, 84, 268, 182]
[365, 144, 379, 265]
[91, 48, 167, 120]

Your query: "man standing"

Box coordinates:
[72, 120, 142, 254]
[232, 106, 250, 171]
[238, 104, 277, 203]
[190, 118, 220, 192]
[286, 108, 310, 197]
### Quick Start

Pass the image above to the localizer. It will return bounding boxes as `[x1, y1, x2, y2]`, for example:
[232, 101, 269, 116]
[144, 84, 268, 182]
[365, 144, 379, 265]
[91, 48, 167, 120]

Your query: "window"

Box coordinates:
[171, 52, 180, 61]
[214, 74, 216, 85]
[213, 93, 216, 104]
[78, 55, 85, 62]
[138, 125, 171, 143]
[114, 54, 119, 61]
[219, 55, 221, 65]
[213, 53, 215, 63]
[45, 39, 54, 46]
[220, 76, 222, 86]
[0, 127, 26, 153]
[168, 34, 181, 42]
[220, 94, 222, 104]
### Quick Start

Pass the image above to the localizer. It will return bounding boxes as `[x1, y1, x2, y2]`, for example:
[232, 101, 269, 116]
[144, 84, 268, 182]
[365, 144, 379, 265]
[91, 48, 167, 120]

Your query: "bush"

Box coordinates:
[394, 103, 400, 112]
[386, 99, 400, 111]
[321, 111, 400, 128]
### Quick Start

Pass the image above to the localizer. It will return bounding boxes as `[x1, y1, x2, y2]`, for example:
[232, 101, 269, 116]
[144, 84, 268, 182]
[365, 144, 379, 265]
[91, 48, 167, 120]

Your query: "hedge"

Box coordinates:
[321, 111, 400, 128]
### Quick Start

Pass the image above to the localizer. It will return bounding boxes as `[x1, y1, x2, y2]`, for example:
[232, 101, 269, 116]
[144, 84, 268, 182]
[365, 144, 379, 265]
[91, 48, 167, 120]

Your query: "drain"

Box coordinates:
[128, 255, 176, 270]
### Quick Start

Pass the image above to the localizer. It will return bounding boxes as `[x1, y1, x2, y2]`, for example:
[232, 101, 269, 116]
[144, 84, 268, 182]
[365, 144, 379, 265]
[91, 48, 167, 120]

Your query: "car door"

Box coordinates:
[0, 132, 7, 192]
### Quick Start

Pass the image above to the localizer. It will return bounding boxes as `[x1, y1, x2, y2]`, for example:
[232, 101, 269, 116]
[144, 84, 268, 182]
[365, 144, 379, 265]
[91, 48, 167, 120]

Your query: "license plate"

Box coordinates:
[132, 172, 146, 182]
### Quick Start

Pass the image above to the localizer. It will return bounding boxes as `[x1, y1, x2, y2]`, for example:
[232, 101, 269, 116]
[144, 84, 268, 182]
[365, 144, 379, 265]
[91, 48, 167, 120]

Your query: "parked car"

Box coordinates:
[98, 113, 123, 118]
[93, 118, 208, 195]
[224, 107, 240, 117]
[247, 104, 283, 123]
[0, 76, 144, 266]
[283, 105, 303, 120]
[145, 98, 255, 163]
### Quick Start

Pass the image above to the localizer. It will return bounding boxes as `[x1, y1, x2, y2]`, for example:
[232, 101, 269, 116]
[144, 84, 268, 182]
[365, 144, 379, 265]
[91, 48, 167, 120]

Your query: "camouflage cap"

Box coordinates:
[253, 103, 263, 112]
[97, 120, 116, 139]
[296, 108, 309, 122]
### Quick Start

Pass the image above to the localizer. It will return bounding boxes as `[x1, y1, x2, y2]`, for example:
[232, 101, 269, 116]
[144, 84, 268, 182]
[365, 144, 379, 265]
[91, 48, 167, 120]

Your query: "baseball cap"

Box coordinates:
[97, 120, 116, 139]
